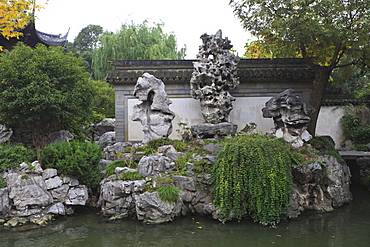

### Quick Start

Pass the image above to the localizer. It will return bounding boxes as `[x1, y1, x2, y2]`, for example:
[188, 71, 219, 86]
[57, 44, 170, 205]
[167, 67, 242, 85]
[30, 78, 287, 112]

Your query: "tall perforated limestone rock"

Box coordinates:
[132, 73, 175, 143]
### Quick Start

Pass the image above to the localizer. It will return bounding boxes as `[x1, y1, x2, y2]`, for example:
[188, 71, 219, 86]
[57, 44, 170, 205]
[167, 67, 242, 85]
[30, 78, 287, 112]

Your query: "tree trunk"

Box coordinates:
[31, 120, 59, 159]
[307, 66, 332, 136]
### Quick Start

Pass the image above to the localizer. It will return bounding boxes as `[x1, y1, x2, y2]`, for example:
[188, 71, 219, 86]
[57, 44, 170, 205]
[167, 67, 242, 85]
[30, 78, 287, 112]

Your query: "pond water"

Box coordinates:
[1, 182, 369, 247]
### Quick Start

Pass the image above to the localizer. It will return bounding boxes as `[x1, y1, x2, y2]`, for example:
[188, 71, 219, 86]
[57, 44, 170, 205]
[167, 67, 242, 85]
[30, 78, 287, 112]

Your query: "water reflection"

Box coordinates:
[1, 183, 369, 247]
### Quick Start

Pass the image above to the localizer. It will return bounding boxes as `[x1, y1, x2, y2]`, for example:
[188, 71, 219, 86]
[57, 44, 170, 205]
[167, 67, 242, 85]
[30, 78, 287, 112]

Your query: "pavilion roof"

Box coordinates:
[0, 21, 68, 50]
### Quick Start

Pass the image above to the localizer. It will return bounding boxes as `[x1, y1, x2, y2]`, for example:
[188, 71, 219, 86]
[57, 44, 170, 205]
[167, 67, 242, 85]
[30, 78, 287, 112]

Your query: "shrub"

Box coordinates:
[308, 136, 335, 152]
[0, 143, 36, 172]
[308, 136, 344, 163]
[340, 105, 370, 145]
[0, 43, 95, 148]
[212, 134, 300, 225]
[156, 186, 180, 204]
[40, 141, 103, 190]
[354, 144, 370, 151]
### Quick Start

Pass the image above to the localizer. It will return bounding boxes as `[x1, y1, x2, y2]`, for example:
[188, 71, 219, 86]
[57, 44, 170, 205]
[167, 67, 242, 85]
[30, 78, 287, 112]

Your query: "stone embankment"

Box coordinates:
[0, 161, 88, 227]
[99, 142, 352, 223]
[98, 144, 216, 223]
[0, 142, 353, 226]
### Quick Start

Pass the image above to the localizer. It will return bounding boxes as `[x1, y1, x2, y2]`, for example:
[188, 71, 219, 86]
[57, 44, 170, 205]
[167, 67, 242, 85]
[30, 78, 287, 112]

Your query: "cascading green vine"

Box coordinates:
[212, 134, 301, 225]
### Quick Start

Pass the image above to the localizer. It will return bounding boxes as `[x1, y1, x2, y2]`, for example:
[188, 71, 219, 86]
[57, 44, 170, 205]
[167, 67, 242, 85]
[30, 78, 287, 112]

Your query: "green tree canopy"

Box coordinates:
[0, 43, 94, 148]
[73, 24, 103, 52]
[92, 20, 186, 80]
[65, 24, 104, 77]
[328, 56, 370, 97]
[90, 80, 115, 119]
[230, 0, 370, 135]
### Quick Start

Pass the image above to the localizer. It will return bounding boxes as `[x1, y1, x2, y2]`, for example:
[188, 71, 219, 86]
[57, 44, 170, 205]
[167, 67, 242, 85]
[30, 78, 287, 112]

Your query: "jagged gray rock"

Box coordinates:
[98, 178, 143, 217]
[85, 118, 115, 141]
[7, 173, 53, 211]
[262, 89, 315, 147]
[137, 153, 175, 177]
[172, 175, 196, 192]
[98, 131, 116, 148]
[288, 155, 352, 217]
[45, 176, 63, 190]
[89, 118, 116, 140]
[132, 73, 175, 143]
[191, 122, 238, 139]
[0, 188, 10, 216]
[51, 184, 69, 201]
[202, 143, 222, 154]
[190, 29, 240, 124]
[1, 162, 90, 225]
[157, 145, 186, 161]
[103, 142, 141, 162]
[115, 167, 137, 179]
[98, 146, 352, 224]
[46, 202, 66, 215]
[48, 130, 73, 145]
[42, 168, 58, 180]
[65, 185, 89, 205]
[0, 124, 12, 143]
[135, 192, 182, 223]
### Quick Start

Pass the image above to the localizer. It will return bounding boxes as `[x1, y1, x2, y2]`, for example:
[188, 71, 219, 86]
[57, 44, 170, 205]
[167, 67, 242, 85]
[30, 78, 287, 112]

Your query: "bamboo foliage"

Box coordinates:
[92, 21, 186, 80]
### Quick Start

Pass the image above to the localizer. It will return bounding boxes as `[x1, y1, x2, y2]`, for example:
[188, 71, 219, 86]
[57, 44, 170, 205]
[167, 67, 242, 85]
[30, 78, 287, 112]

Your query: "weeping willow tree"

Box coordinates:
[92, 20, 186, 80]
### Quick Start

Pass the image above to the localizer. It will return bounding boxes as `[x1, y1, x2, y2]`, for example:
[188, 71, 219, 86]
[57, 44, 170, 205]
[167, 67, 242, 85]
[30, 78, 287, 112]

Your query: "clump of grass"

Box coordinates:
[192, 159, 212, 174]
[173, 140, 187, 152]
[172, 156, 190, 176]
[120, 171, 141, 181]
[105, 160, 137, 177]
[146, 138, 174, 150]
[322, 150, 344, 164]
[0, 177, 6, 188]
[156, 186, 180, 204]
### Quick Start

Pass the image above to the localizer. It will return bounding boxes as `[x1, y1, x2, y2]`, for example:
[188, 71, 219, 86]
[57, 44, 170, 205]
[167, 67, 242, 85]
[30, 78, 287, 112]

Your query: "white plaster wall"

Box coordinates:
[316, 106, 345, 149]
[127, 98, 204, 141]
[128, 98, 345, 149]
[127, 99, 142, 141]
[230, 97, 274, 133]
[128, 97, 275, 141]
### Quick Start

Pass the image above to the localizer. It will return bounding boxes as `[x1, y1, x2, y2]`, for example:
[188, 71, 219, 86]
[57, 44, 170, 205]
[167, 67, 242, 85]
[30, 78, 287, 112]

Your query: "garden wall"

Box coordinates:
[107, 59, 345, 149]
